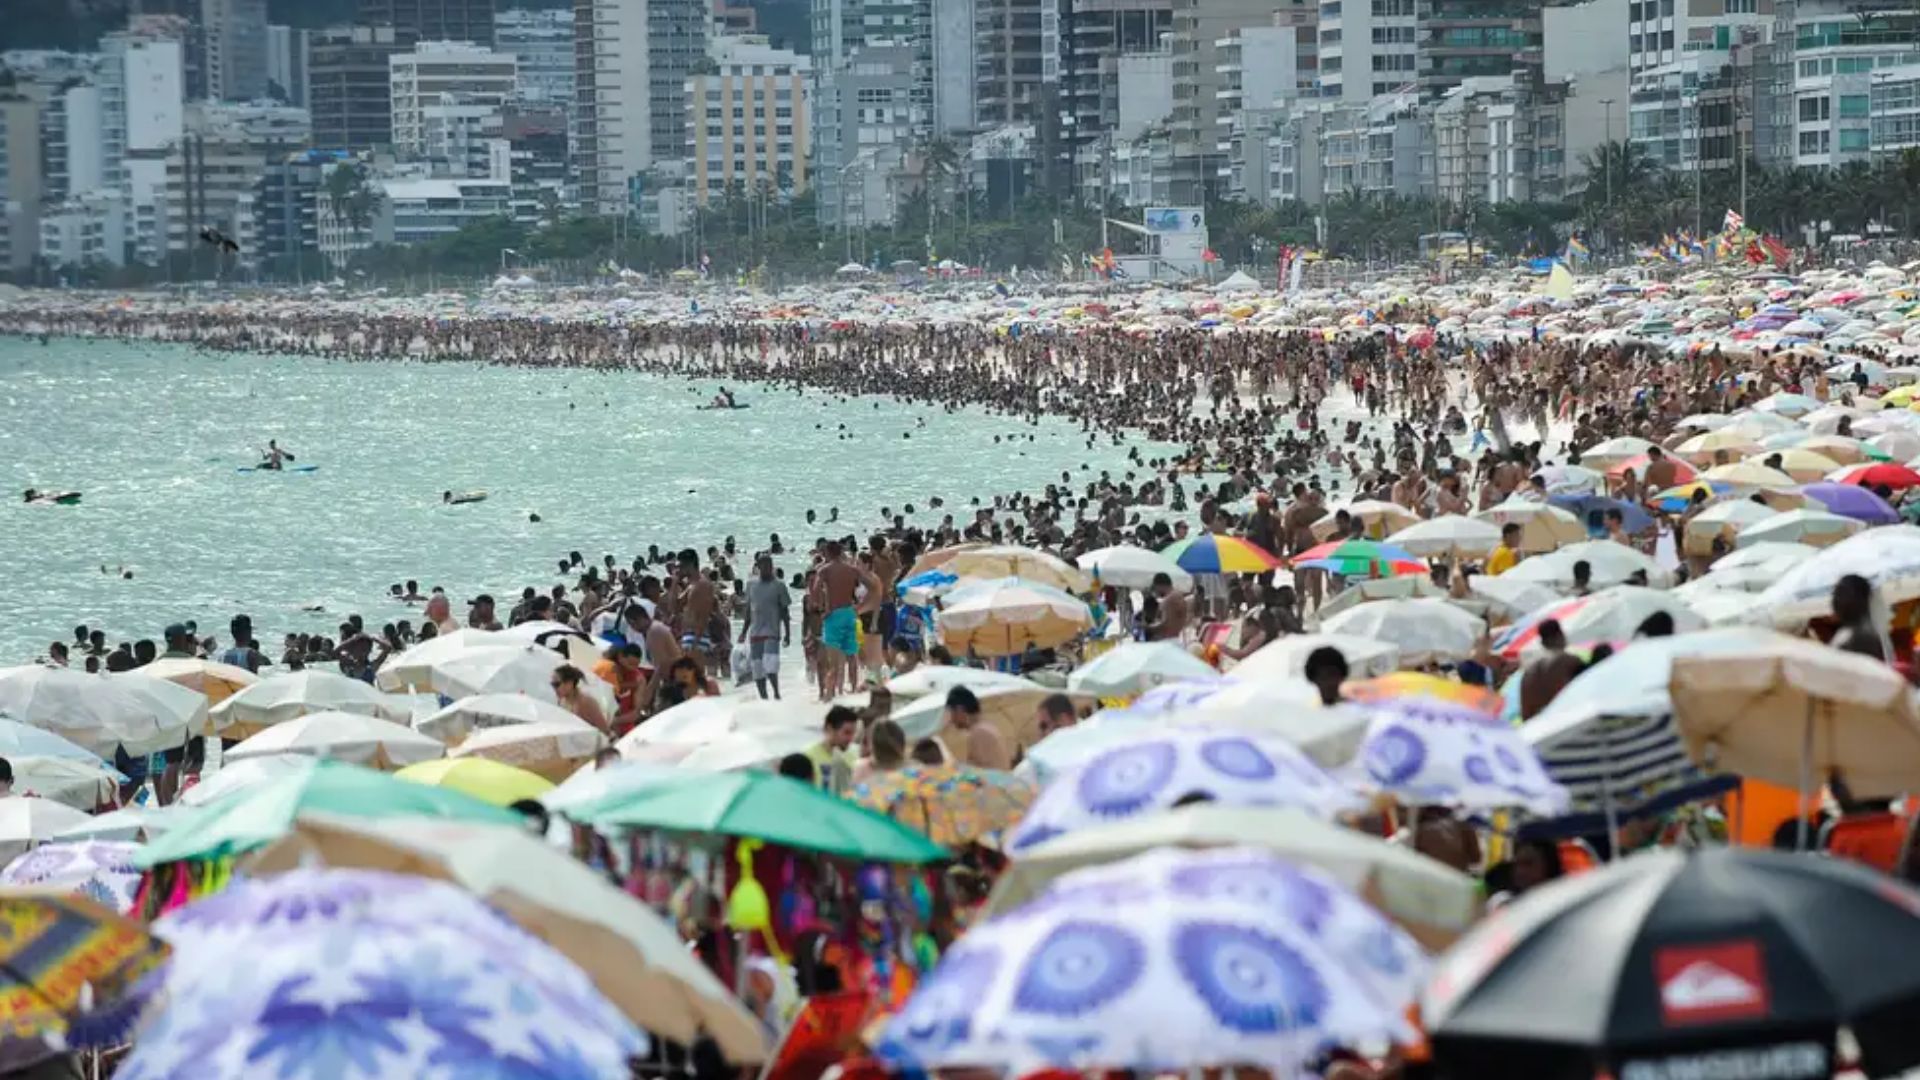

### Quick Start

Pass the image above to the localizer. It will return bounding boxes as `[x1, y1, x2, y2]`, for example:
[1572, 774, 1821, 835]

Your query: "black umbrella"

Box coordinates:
[1423, 847, 1920, 1080]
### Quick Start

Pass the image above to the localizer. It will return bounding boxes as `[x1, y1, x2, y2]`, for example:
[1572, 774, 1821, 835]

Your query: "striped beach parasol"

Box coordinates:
[1159, 534, 1284, 574]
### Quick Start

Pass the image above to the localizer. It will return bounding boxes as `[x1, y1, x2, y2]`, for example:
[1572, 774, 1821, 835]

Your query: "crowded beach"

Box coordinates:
[1, 253, 1919, 1079]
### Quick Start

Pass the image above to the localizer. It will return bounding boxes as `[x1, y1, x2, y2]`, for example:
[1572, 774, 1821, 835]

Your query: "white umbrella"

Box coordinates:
[450, 719, 607, 780]
[1870, 430, 1920, 461]
[224, 710, 446, 770]
[0, 667, 202, 755]
[52, 804, 178, 842]
[9, 757, 123, 810]
[499, 620, 606, 667]
[884, 665, 1035, 701]
[1074, 545, 1193, 590]
[886, 681, 1076, 746]
[1748, 525, 1920, 626]
[1321, 599, 1483, 666]
[1387, 515, 1502, 558]
[1229, 633, 1403, 681]
[178, 755, 310, 807]
[670, 728, 823, 772]
[0, 719, 109, 764]
[618, 697, 826, 751]
[375, 629, 517, 692]
[413, 693, 590, 745]
[1066, 641, 1216, 698]
[938, 545, 1091, 592]
[1681, 498, 1779, 555]
[138, 656, 260, 704]
[1511, 587, 1704, 656]
[1465, 576, 1565, 619]
[209, 669, 412, 737]
[0, 797, 92, 862]
[428, 645, 571, 701]
[1577, 435, 1657, 468]
[1736, 507, 1863, 549]
[1313, 499, 1422, 541]
[1123, 678, 1370, 765]
[1472, 499, 1586, 552]
[1505, 539, 1673, 589]
[1314, 575, 1447, 621]
[936, 577, 1093, 657]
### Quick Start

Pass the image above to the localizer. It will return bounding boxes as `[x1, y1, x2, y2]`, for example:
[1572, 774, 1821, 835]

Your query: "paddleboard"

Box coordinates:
[237, 465, 321, 474]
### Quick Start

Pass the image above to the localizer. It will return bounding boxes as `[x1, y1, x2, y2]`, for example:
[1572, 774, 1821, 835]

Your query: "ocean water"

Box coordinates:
[0, 339, 1158, 662]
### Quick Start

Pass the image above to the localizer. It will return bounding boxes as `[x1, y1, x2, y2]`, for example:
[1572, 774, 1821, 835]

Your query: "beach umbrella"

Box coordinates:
[1293, 538, 1429, 577]
[1006, 728, 1362, 854]
[1312, 499, 1423, 540]
[498, 618, 605, 667]
[1531, 464, 1605, 495]
[1119, 678, 1372, 765]
[570, 769, 946, 863]
[655, 726, 822, 772]
[1870, 430, 1920, 461]
[412, 691, 587, 745]
[1701, 461, 1799, 490]
[1683, 498, 1780, 555]
[133, 759, 523, 868]
[0, 668, 202, 756]
[1424, 848, 1920, 1080]
[1675, 429, 1763, 465]
[8, 756, 123, 810]
[374, 628, 516, 692]
[1344, 674, 1568, 815]
[899, 569, 961, 603]
[886, 681, 1077, 746]
[1728, 410, 1803, 438]
[1578, 435, 1658, 468]
[1075, 545, 1194, 590]
[906, 541, 994, 580]
[394, 757, 553, 806]
[985, 804, 1479, 942]
[0, 892, 165, 1049]
[449, 718, 607, 780]
[876, 848, 1416, 1075]
[1748, 525, 1920, 626]
[1799, 480, 1902, 523]
[224, 709, 445, 771]
[1797, 434, 1881, 463]
[1161, 533, 1285, 574]
[1749, 448, 1845, 482]
[618, 696, 824, 756]
[1066, 641, 1216, 698]
[938, 544, 1091, 592]
[0, 718, 112, 764]
[1833, 462, 1920, 490]
[425, 644, 573, 701]
[1494, 587, 1703, 660]
[138, 656, 258, 705]
[0, 840, 142, 913]
[1506, 539, 1673, 590]
[126, 868, 647, 1079]
[884, 665, 1035, 701]
[1670, 632, 1920, 802]
[54, 804, 178, 843]
[1321, 598, 1483, 666]
[1466, 576, 1566, 620]
[538, 759, 682, 818]
[937, 577, 1093, 657]
[209, 669, 412, 737]
[178, 756, 311, 809]
[1546, 494, 1655, 536]
[850, 764, 1035, 847]
[243, 817, 766, 1064]
[1313, 574, 1450, 620]
[1648, 479, 1735, 512]
[0, 797, 94, 862]
[1231, 632, 1403, 682]
[1737, 507, 1864, 548]
[1610, 452, 1700, 484]
[1473, 499, 1586, 552]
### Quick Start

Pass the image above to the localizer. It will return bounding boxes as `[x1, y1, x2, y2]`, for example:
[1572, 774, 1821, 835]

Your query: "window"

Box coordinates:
[1726, 0, 1755, 11]
[1839, 128, 1869, 152]
[1840, 93, 1870, 117]
[1799, 95, 1830, 122]
[1661, 30, 1673, 50]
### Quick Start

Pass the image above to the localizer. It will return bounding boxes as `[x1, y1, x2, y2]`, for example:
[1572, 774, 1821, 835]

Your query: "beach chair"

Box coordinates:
[1818, 812, 1912, 875]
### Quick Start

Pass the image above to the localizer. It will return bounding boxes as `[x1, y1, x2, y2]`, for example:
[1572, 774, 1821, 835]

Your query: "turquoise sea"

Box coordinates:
[0, 339, 1158, 661]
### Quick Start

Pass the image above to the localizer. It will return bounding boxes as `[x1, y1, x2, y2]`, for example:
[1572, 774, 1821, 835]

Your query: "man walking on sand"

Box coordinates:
[810, 540, 879, 701]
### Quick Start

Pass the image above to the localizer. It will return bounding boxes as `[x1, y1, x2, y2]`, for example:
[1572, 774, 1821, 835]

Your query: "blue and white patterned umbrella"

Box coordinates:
[876, 847, 1418, 1074]
[0, 840, 142, 913]
[1345, 684, 1570, 815]
[1007, 729, 1364, 853]
[120, 868, 648, 1080]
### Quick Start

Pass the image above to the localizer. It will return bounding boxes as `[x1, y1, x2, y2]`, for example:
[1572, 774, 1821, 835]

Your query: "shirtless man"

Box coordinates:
[810, 540, 879, 701]
[1147, 572, 1190, 642]
[672, 549, 717, 668]
[1282, 483, 1326, 612]
[863, 535, 899, 674]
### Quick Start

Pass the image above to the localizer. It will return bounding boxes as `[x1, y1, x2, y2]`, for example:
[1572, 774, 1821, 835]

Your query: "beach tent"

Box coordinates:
[1216, 270, 1261, 293]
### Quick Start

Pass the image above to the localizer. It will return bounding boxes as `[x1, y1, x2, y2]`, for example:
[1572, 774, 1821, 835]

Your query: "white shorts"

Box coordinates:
[749, 638, 781, 679]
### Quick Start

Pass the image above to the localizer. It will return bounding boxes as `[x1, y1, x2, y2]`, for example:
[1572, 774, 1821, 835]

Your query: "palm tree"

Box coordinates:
[323, 163, 380, 232]
[1576, 140, 1661, 208]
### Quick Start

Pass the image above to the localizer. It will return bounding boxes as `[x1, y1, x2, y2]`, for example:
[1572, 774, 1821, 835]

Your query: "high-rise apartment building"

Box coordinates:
[1064, 0, 1173, 157]
[496, 8, 576, 106]
[1416, 0, 1542, 99]
[358, 0, 496, 47]
[310, 25, 412, 151]
[389, 41, 517, 155]
[266, 25, 312, 106]
[1168, 0, 1310, 202]
[1317, 0, 1417, 102]
[1626, 0, 1772, 168]
[203, 0, 271, 101]
[573, 0, 709, 213]
[0, 97, 45, 271]
[686, 35, 810, 204]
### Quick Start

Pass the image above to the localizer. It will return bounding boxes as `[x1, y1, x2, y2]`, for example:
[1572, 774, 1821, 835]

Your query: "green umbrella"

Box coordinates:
[569, 770, 948, 864]
[133, 758, 524, 867]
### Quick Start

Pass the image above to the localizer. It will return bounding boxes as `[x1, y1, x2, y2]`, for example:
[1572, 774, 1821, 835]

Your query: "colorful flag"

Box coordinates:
[1761, 234, 1790, 267]
[1723, 208, 1744, 233]
[1565, 235, 1589, 259]
[1202, 248, 1220, 263]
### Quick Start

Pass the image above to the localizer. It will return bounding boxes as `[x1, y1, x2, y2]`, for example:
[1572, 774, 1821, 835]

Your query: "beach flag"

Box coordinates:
[1546, 260, 1575, 300]
[1723, 208, 1744, 233]
[1565, 235, 1589, 260]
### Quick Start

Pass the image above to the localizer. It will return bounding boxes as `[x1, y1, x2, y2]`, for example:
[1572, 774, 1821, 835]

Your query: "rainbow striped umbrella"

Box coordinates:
[1160, 534, 1284, 574]
[1293, 539, 1429, 578]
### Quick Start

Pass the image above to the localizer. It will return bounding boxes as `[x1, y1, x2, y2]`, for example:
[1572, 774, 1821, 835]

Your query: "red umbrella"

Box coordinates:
[1607, 454, 1697, 482]
[1835, 463, 1920, 490]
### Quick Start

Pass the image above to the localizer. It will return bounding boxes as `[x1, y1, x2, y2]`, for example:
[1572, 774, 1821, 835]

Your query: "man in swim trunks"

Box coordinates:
[861, 534, 899, 676]
[672, 549, 717, 667]
[810, 540, 878, 702]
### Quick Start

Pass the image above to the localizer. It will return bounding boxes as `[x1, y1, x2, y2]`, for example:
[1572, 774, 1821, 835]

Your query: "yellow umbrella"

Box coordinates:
[139, 657, 259, 706]
[396, 758, 555, 806]
[1675, 430, 1762, 466]
[1472, 499, 1585, 553]
[1744, 449, 1842, 483]
[1700, 461, 1800, 490]
[936, 545, 1091, 592]
[1796, 435, 1875, 465]
[1682, 498, 1778, 557]
[935, 578, 1092, 657]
